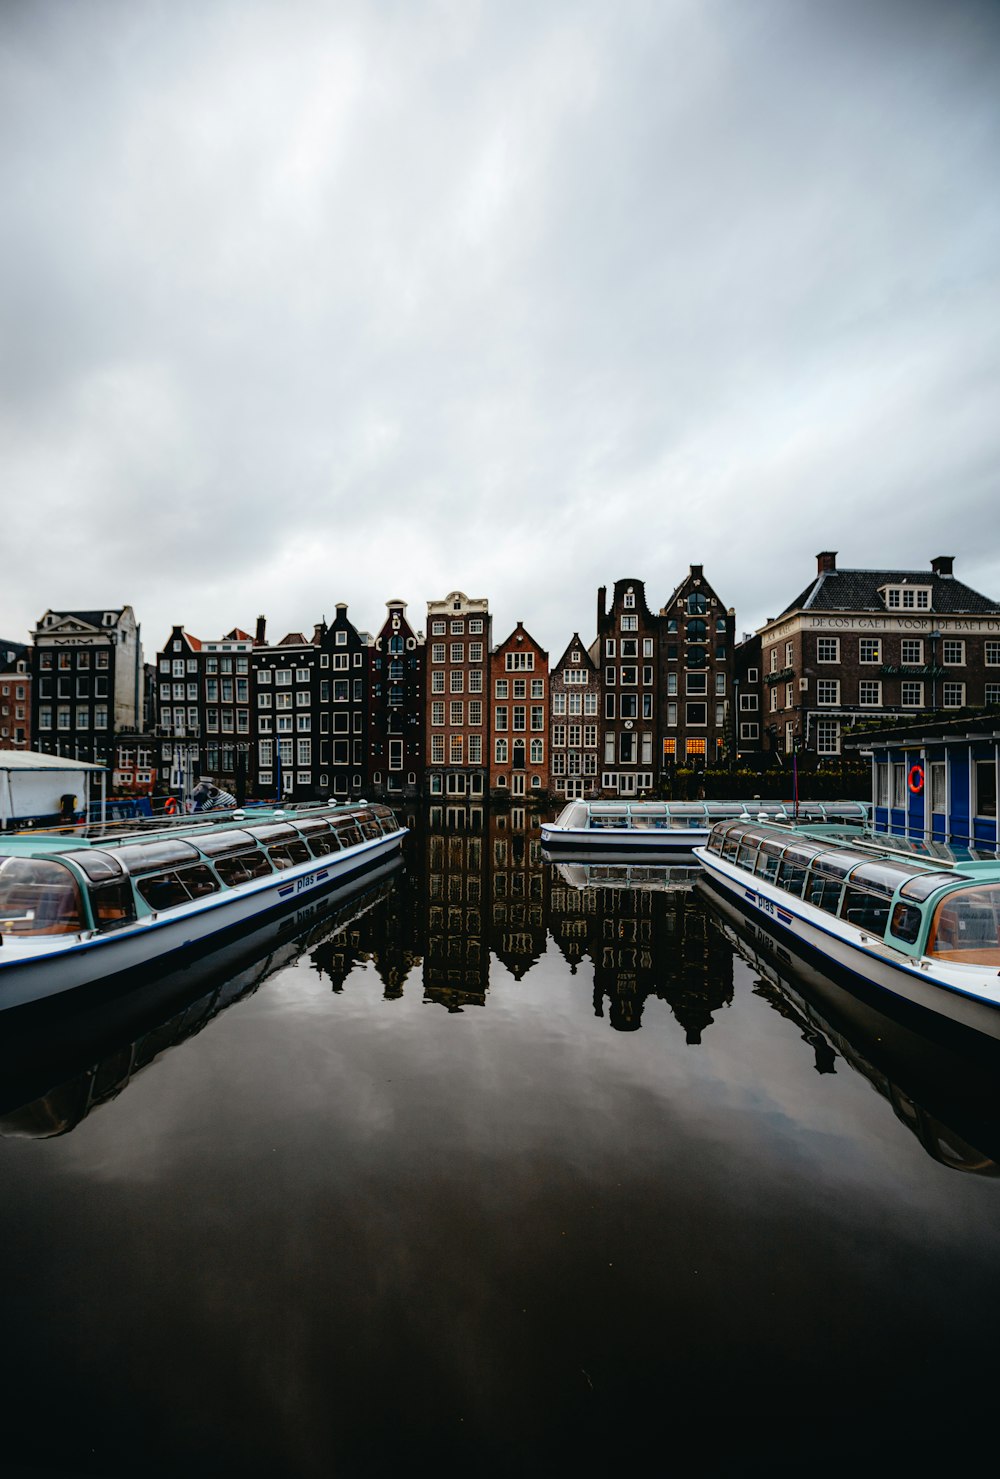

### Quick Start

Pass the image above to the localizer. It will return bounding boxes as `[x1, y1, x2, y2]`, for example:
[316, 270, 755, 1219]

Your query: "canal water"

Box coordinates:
[2, 806, 999, 1477]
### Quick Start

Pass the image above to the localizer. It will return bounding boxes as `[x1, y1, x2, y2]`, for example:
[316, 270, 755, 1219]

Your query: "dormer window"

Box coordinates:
[882, 585, 931, 610]
[103, 613, 115, 626]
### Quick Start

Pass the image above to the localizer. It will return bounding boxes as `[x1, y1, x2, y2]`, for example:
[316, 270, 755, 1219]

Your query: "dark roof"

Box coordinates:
[843, 708, 1000, 749]
[553, 633, 599, 671]
[780, 570, 1000, 618]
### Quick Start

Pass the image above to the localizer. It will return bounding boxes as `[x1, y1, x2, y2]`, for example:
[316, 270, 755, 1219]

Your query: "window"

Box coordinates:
[469, 643, 483, 663]
[715, 674, 726, 695]
[784, 684, 793, 708]
[785, 642, 794, 666]
[942, 682, 965, 708]
[450, 670, 464, 693]
[942, 639, 965, 665]
[431, 671, 445, 693]
[431, 735, 445, 764]
[469, 619, 483, 635]
[431, 700, 445, 725]
[449, 700, 463, 726]
[450, 620, 464, 634]
[974, 760, 997, 819]
[624, 591, 635, 609]
[495, 738, 508, 764]
[884, 585, 931, 609]
[276, 669, 292, 686]
[986, 683, 1000, 705]
[901, 639, 923, 665]
[740, 693, 757, 711]
[431, 621, 445, 636]
[432, 644, 445, 663]
[450, 643, 463, 663]
[495, 706, 508, 730]
[816, 719, 840, 755]
[469, 670, 483, 693]
[817, 679, 839, 705]
[449, 735, 463, 764]
[505, 652, 534, 670]
[901, 681, 924, 707]
[859, 680, 882, 706]
[686, 702, 707, 725]
[769, 648, 777, 673]
[620, 615, 637, 631]
[469, 700, 482, 725]
[530, 738, 544, 764]
[986, 641, 1000, 666]
[859, 638, 880, 664]
[740, 721, 759, 740]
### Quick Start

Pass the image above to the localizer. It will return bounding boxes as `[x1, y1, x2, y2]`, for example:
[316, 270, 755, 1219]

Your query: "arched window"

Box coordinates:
[687, 591, 707, 615]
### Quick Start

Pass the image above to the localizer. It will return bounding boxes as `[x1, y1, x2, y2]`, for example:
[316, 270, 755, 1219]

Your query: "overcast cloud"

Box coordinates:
[2, 0, 999, 657]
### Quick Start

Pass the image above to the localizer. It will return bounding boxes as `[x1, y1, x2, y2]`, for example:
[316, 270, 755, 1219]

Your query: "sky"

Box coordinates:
[2, 0, 999, 660]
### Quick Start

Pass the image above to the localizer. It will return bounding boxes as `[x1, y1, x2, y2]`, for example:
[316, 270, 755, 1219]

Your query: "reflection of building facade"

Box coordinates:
[425, 592, 491, 799]
[488, 808, 548, 978]
[422, 809, 489, 1008]
[549, 634, 601, 800]
[547, 875, 733, 1037]
[490, 622, 548, 798]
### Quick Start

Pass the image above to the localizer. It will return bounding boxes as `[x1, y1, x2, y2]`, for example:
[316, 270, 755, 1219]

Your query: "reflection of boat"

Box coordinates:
[552, 860, 702, 892]
[698, 879, 1000, 1174]
[0, 859, 404, 1137]
[0, 802, 406, 1010]
[695, 818, 1000, 1042]
[541, 799, 868, 854]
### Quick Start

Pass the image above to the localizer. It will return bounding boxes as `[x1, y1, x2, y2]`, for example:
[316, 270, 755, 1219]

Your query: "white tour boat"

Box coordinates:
[541, 798, 869, 855]
[0, 802, 407, 1012]
[695, 818, 1000, 1042]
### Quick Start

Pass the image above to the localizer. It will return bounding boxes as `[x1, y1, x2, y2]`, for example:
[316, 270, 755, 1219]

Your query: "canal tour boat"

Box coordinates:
[0, 802, 407, 1012]
[694, 818, 1000, 1042]
[541, 799, 869, 855]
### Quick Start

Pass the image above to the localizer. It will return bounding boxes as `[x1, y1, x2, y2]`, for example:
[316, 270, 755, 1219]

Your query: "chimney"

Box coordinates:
[931, 555, 954, 577]
[255, 614, 266, 645]
[690, 564, 703, 580]
[597, 585, 606, 630]
[816, 551, 838, 574]
[312, 623, 325, 644]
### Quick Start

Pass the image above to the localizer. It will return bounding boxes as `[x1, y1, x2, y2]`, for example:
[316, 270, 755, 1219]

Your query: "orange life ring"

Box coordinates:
[908, 764, 924, 795]
[164, 796, 178, 815]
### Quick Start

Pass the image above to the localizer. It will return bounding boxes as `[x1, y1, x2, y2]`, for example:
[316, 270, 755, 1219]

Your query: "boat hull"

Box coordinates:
[540, 825, 710, 853]
[694, 847, 1000, 1043]
[0, 828, 406, 1013]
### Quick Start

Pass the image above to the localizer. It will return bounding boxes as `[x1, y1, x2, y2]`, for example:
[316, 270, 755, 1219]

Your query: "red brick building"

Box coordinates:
[489, 622, 548, 798]
[0, 640, 30, 751]
[425, 591, 491, 799]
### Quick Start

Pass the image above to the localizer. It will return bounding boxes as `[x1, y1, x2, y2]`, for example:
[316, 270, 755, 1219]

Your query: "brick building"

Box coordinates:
[425, 591, 490, 799]
[369, 599, 424, 800]
[659, 565, 734, 771]
[253, 622, 321, 801]
[31, 607, 143, 765]
[758, 552, 1000, 761]
[0, 640, 30, 751]
[593, 578, 660, 795]
[549, 634, 601, 799]
[154, 624, 254, 796]
[489, 622, 548, 798]
[317, 604, 371, 799]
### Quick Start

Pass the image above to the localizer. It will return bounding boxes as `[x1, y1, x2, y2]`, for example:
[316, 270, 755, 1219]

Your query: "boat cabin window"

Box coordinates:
[60, 849, 125, 883]
[0, 856, 87, 936]
[753, 840, 785, 883]
[736, 834, 762, 869]
[90, 879, 137, 930]
[248, 823, 298, 845]
[558, 804, 588, 830]
[267, 838, 311, 869]
[776, 845, 821, 898]
[839, 885, 891, 937]
[927, 884, 1000, 964]
[137, 865, 221, 911]
[194, 829, 258, 858]
[899, 871, 971, 903]
[590, 809, 630, 830]
[214, 850, 274, 886]
[305, 826, 341, 858]
[117, 839, 203, 874]
[356, 811, 383, 841]
[888, 902, 923, 945]
[332, 817, 363, 847]
[806, 870, 845, 915]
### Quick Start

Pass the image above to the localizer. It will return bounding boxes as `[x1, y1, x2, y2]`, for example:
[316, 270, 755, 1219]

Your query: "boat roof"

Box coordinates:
[0, 801, 393, 858]
[563, 799, 868, 818]
[0, 750, 106, 773]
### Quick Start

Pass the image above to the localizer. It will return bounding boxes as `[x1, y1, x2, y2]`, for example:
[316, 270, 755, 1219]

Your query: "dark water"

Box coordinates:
[2, 808, 999, 1478]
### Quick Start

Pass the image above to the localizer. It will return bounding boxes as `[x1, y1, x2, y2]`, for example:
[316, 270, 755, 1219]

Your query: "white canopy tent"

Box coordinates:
[0, 750, 107, 830]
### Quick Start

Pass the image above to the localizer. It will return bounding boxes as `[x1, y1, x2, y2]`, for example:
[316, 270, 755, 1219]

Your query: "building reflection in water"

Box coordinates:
[7, 805, 998, 1178]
